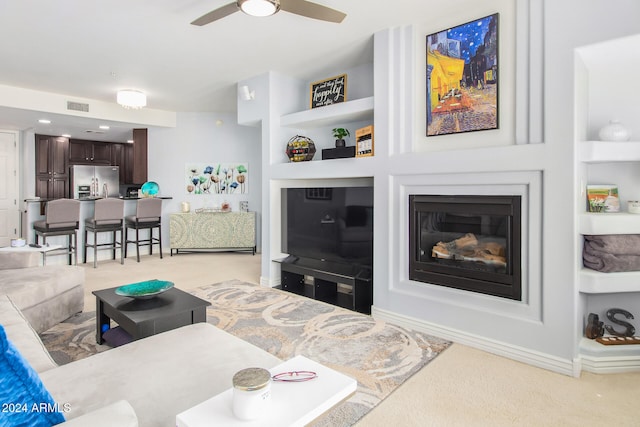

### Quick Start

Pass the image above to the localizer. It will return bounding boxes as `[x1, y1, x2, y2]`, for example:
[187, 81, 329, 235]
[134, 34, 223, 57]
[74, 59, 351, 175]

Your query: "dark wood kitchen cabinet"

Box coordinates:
[132, 128, 148, 184]
[35, 134, 69, 199]
[68, 139, 111, 165]
[110, 142, 135, 184]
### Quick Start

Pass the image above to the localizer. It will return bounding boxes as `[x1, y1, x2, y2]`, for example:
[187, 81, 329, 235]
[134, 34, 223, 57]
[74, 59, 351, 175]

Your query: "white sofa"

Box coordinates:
[0, 251, 84, 333]
[0, 252, 281, 426]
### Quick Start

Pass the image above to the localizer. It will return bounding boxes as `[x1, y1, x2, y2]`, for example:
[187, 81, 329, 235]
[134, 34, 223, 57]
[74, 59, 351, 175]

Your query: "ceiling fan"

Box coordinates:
[191, 0, 346, 26]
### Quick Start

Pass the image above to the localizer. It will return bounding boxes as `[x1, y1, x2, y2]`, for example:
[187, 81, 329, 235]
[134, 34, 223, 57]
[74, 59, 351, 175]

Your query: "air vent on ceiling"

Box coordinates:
[67, 101, 89, 112]
[84, 130, 105, 134]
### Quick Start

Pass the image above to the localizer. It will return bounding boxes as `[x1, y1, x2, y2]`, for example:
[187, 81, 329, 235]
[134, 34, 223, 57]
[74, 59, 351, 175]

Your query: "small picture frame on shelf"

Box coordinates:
[239, 201, 249, 212]
[355, 125, 374, 157]
[587, 185, 620, 213]
[310, 74, 347, 109]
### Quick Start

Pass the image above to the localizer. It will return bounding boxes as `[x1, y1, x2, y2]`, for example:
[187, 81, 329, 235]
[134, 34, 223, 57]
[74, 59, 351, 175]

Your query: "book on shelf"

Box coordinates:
[586, 185, 620, 213]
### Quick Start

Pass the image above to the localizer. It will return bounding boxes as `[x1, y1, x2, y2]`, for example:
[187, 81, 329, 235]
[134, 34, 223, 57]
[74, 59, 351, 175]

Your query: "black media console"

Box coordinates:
[278, 256, 373, 315]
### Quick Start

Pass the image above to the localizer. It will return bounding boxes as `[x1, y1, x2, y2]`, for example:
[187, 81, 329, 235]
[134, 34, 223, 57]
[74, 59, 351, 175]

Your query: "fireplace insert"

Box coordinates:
[409, 195, 521, 300]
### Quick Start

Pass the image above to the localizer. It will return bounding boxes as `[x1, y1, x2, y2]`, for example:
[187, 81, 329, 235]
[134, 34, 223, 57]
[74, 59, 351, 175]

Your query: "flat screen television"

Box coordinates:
[282, 187, 374, 268]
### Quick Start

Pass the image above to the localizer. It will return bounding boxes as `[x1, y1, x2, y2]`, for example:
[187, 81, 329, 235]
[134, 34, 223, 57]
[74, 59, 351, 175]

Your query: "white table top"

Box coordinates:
[176, 355, 357, 427]
[0, 244, 62, 253]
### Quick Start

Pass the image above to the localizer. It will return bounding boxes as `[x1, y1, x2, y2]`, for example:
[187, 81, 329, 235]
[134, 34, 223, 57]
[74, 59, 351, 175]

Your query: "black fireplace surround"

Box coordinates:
[409, 195, 522, 300]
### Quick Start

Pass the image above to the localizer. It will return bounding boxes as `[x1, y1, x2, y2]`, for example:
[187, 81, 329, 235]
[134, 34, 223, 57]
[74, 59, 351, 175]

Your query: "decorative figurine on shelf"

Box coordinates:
[586, 308, 637, 342]
[585, 313, 604, 339]
[285, 135, 316, 162]
[332, 128, 350, 148]
[604, 308, 635, 337]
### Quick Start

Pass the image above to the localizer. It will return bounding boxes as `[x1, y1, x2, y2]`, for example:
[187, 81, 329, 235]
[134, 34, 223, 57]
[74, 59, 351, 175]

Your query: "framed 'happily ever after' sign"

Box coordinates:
[310, 74, 347, 108]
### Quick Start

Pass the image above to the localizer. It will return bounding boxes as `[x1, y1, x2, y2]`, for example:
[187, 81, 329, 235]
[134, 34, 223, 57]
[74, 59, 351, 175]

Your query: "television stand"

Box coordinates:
[277, 256, 372, 314]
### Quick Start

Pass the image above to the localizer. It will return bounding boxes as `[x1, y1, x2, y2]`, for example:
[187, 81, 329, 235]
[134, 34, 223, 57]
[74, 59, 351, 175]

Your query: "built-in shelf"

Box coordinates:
[579, 140, 640, 163]
[579, 212, 640, 235]
[575, 38, 640, 373]
[270, 156, 377, 181]
[579, 268, 640, 294]
[579, 338, 640, 359]
[281, 97, 374, 129]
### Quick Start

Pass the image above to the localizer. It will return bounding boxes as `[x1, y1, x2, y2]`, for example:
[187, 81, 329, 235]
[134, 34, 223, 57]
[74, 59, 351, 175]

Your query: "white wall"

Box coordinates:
[371, 0, 566, 372]
[148, 112, 262, 248]
[369, 0, 640, 375]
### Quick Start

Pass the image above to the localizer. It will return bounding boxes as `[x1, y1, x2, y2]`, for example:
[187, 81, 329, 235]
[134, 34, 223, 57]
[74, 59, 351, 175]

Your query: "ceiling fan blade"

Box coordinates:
[191, 2, 239, 26]
[279, 0, 346, 23]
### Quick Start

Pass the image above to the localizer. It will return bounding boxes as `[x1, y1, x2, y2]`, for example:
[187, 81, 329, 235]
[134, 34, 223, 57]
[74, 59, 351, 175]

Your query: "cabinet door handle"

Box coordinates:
[90, 157, 94, 161]
[85, 157, 89, 161]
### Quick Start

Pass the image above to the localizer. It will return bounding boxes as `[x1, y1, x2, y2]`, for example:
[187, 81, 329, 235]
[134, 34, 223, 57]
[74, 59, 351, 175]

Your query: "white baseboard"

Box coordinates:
[580, 354, 640, 374]
[371, 306, 578, 377]
[260, 276, 279, 287]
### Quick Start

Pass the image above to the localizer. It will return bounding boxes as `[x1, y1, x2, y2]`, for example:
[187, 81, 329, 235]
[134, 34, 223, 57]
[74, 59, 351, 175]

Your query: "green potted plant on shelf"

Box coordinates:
[332, 128, 350, 148]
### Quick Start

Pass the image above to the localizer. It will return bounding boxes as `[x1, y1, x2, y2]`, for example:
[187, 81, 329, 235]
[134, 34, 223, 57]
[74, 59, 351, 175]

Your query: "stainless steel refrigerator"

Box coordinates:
[70, 165, 120, 199]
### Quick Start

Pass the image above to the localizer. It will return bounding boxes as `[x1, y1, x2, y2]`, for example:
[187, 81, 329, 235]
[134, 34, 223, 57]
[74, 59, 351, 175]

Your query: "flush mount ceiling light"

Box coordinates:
[238, 0, 280, 17]
[116, 90, 147, 109]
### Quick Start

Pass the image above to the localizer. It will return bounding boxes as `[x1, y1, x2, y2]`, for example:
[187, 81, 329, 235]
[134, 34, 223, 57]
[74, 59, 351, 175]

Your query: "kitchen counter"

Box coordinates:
[24, 196, 173, 202]
[23, 196, 173, 265]
[76, 196, 173, 201]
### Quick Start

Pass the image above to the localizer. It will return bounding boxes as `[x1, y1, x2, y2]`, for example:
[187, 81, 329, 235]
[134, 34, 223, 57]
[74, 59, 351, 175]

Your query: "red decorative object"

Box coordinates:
[285, 135, 316, 162]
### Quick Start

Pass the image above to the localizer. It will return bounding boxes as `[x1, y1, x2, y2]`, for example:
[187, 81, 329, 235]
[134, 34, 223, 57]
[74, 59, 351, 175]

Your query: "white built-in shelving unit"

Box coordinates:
[272, 95, 376, 181]
[577, 141, 640, 296]
[575, 35, 640, 373]
[280, 96, 374, 129]
[576, 144, 640, 371]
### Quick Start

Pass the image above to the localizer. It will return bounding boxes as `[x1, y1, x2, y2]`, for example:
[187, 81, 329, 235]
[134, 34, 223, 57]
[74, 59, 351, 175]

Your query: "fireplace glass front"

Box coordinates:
[409, 195, 521, 300]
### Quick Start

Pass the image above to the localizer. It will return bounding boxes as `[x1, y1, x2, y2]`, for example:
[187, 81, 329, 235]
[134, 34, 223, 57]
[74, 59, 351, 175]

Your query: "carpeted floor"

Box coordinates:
[40, 280, 451, 426]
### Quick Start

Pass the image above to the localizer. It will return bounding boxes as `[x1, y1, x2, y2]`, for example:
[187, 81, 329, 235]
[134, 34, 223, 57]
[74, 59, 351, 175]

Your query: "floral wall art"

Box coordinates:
[185, 163, 249, 194]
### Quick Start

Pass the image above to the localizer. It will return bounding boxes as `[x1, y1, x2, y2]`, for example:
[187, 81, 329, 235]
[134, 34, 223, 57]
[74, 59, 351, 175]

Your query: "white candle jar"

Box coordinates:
[232, 367, 272, 420]
[181, 202, 190, 213]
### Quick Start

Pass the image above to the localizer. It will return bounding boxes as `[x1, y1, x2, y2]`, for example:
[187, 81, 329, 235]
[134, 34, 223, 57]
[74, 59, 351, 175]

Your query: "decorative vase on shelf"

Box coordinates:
[598, 120, 631, 142]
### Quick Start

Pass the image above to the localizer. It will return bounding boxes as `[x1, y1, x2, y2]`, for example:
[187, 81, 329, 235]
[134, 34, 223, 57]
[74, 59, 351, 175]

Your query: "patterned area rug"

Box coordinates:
[40, 280, 451, 425]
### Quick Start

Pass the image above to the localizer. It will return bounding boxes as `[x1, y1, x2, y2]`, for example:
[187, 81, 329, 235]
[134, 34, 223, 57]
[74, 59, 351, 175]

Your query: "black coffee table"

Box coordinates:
[92, 286, 211, 344]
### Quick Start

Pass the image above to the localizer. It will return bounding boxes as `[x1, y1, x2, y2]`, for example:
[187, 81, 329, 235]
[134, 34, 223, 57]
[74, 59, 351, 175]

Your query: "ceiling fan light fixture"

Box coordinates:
[238, 0, 280, 17]
[117, 90, 147, 109]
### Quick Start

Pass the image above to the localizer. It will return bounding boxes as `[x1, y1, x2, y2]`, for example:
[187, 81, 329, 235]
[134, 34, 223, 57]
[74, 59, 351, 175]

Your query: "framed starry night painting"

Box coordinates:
[426, 13, 499, 137]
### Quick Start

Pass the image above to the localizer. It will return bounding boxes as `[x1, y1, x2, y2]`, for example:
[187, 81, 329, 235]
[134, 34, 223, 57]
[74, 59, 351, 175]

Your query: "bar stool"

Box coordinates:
[33, 199, 81, 265]
[83, 198, 125, 268]
[124, 198, 163, 262]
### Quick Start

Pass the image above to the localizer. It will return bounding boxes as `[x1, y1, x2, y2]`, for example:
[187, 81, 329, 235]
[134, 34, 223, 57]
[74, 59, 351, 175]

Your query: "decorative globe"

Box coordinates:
[285, 135, 316, 162]
[141, 181, 159, 197]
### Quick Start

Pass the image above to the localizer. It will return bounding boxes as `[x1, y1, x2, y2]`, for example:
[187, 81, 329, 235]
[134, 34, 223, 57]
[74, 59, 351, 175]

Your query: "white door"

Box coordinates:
[0, 131, 19, 246]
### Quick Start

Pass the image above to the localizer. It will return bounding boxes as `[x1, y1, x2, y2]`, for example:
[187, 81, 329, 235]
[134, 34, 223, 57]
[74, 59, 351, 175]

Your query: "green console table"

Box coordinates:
[169, 212, 256, 255]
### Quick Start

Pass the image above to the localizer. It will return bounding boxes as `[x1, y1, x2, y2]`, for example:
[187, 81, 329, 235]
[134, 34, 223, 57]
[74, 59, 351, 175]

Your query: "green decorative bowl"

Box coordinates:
[115, 279, 174, 299]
